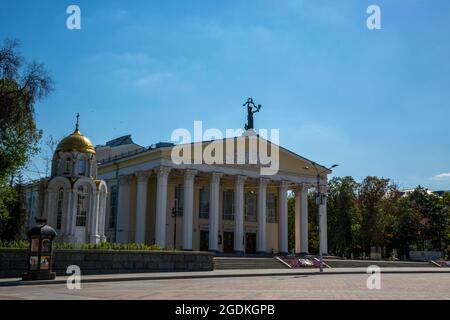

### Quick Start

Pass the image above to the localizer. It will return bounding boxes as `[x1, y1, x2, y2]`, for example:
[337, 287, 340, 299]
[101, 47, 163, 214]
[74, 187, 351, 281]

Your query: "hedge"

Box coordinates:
[0, 240, 167, 251]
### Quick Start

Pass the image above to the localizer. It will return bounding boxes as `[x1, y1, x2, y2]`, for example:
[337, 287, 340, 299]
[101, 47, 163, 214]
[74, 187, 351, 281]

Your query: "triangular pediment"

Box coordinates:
[160, 134, 330, 177]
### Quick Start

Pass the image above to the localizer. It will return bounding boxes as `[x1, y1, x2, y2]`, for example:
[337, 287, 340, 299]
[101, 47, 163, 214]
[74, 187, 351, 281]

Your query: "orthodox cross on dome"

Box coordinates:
[75, 112, 80, 132]
[243, 97, 261, 130]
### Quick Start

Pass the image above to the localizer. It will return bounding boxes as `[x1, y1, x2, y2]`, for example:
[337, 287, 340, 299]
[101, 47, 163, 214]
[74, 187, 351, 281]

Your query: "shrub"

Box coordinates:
[0, 240, 167, 251]
[0, 240, 29, 248]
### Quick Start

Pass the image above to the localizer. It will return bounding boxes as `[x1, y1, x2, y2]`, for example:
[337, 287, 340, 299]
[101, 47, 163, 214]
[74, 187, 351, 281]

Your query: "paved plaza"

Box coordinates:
[0, 272, 449, 300]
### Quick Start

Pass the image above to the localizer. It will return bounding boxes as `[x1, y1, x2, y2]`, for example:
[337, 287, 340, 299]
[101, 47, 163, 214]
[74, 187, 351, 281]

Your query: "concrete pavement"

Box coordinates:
[1, 267, 448, 287]
[0, 272, 449, 300]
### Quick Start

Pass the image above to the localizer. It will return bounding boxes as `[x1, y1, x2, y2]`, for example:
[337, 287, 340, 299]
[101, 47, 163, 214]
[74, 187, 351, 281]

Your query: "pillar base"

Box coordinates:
[89, 235, 101, 244]
[278, 251, 288, 256]
[233, 250, 245, 255]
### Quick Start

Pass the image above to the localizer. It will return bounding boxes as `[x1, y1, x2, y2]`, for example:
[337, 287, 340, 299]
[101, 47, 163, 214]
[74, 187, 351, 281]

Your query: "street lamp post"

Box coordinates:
[305, 163, 338, 272]
[172, 207, 177, 249]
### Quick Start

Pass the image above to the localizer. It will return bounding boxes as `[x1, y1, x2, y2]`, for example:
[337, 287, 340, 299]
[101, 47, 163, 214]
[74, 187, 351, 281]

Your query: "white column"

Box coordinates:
[300, 186, 309, 254]
[89, 190, 100, 244]
[278, 181, 289, 254]
[116, 175, 132, 243]
[257, 178, 269, 253]
[294, 185, 309, 254]
[234, 175, 246, 253]
[319, 196, 328, 255]
[294, 188, 301, 254]
[135, 171, 150, 244]
[208, 172, 222, 252]
[155, 166, 171, 247]
[182, 169, 197, 250]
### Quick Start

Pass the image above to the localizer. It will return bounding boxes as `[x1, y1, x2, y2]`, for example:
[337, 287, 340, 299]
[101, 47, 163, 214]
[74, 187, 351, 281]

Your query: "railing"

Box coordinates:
[97, 146, 150, 165]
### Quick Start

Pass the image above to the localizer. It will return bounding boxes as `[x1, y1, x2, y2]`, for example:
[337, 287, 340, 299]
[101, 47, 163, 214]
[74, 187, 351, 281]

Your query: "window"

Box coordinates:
[223, 189, 234, 220]
[78, 158, 86, 175]
[76, 186, 88, 226]
[174, 184, 183, 216]
[64, 157, 72, 174]
[199, 187, 210, 219]
[109, 185, 118, 229]
[245, 191, 257, 222]
[267, 193, 278, 223]
[56, 188, 64, 229]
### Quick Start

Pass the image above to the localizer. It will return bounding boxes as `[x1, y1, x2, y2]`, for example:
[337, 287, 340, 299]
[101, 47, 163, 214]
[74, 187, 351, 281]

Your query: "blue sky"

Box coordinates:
[1, 0, 450, 190]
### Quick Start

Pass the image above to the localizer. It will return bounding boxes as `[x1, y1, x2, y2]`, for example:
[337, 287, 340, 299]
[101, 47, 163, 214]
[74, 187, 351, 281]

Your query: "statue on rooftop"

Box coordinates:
[243, 97, 261, 130]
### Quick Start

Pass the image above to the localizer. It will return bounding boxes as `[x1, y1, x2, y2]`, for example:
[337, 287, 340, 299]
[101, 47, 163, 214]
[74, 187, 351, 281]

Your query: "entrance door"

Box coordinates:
[223, 232, 234, 253]
[75, 185, 88, 243]
[245, 233, 256, 254]
[200, 230, 209, 251]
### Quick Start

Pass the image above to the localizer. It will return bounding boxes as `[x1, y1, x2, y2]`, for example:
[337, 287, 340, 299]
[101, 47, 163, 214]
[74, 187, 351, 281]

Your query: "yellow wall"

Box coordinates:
[98, 148, 163, 176]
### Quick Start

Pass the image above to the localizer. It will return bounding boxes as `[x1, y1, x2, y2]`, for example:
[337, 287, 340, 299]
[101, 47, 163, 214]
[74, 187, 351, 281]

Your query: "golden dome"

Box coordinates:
[55, 114, 96, 154]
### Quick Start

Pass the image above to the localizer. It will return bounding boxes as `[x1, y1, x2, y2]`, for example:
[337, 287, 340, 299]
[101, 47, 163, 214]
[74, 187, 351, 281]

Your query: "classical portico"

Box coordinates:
[94, 98, 331, 253]
[98, 134, 330, 254]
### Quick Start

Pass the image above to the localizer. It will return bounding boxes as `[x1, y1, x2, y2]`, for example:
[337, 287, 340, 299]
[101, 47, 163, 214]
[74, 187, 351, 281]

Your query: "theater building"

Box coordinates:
[96, 132, 331, 255]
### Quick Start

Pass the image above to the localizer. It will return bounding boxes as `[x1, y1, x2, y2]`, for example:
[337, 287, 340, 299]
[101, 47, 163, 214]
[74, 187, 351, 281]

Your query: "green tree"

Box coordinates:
[407, 187, 446, 251]
[327, 176, 359, 257]
[442, 192, 450, 258]
[387, 187, 449, 259]
[385, 189, 414, 259]
[357, 176, 393, 255]
[0, 181, 27, 240]
[429, 193, 448, 252]
[308, 192, 319, 254]
[0, 38, 53, 239]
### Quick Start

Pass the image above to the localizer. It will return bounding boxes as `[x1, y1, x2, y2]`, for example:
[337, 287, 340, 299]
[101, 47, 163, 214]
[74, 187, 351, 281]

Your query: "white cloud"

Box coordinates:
[432, 173, 450, 180]
[86, 52, 175, 86]
[132, 72, 175, 88]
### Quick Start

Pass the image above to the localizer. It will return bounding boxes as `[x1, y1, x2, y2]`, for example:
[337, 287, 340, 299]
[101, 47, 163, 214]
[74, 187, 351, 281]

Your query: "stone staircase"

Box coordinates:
[213, 257, 288, 270]
[324, 258, 436, 268]
[213, 256, 437, 270]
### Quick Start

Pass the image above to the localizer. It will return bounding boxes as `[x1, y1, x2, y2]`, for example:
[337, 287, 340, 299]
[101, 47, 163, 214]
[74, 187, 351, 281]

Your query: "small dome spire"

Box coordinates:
[55, 114, 96, 154]
[74, 112, 80, 132]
